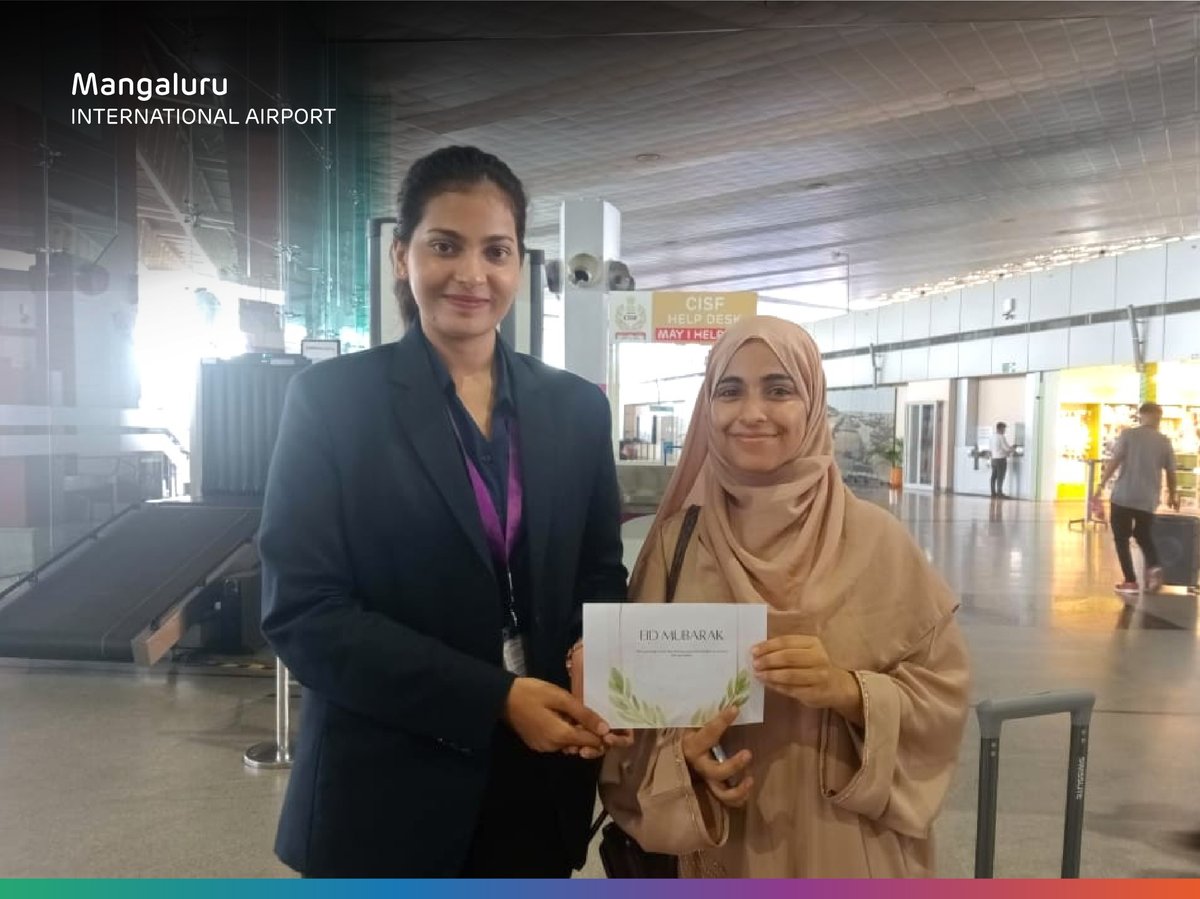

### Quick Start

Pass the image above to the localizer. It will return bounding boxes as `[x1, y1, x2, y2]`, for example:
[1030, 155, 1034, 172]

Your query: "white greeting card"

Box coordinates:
[583, 603, 767, 729]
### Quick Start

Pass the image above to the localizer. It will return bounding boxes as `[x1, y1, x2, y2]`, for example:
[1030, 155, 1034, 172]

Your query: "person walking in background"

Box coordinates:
[990, 422, 1014, 498]
[1098, 402, 1179, 596]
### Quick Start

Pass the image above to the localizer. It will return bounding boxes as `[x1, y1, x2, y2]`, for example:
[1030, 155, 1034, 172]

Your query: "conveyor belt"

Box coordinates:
[0, 503, 261, 664]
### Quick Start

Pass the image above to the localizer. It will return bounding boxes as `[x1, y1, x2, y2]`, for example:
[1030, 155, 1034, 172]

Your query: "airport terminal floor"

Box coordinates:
[1, 490, 1198, 879]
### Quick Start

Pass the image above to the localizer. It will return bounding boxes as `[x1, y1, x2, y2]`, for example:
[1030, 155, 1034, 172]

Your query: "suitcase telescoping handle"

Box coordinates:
[973, 689, 1096, 879]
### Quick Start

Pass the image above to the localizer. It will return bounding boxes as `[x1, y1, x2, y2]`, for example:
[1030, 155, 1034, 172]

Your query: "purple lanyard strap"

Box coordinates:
[449, 414, 523, 572]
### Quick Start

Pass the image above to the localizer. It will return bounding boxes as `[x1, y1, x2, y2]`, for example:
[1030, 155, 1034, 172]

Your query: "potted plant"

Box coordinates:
[874, 438, 904, 489]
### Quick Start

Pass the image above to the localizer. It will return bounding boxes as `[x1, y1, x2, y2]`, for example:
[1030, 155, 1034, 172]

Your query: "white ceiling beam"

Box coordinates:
[135, 148, 219, 277]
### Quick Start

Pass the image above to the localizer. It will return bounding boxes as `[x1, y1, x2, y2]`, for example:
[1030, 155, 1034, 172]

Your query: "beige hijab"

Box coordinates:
[612, 318, 968, 878]
[634, 316, 857, 613]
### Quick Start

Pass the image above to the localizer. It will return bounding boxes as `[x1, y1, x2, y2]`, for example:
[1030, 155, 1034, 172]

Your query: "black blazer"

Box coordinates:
[259, 328, 627, 876]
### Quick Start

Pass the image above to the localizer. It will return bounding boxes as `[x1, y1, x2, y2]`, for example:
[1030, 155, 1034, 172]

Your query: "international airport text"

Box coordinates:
[71, 107, 336, 126]
[71, 74, 334, 125]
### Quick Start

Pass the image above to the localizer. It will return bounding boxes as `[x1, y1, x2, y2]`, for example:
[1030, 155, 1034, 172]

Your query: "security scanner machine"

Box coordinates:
[0, 353, 309, 665]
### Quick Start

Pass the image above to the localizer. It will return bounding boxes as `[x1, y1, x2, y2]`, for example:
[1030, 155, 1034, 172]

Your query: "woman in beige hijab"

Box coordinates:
[599, 316, 970, 878]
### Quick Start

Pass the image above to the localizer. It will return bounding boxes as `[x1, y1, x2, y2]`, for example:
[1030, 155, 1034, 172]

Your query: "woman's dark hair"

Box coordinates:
[393, 145, 528, 327]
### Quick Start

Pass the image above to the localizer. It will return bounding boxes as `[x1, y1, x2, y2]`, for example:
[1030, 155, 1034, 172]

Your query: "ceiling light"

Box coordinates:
[803, 181, 831, 191]
[945, 85, 977, 100]
[868, 232, 1190, 306]
[634, 153, 661, 163]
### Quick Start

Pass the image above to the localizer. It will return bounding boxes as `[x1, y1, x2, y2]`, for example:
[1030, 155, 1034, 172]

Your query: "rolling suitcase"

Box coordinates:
[1150, 512, 1200, 592]
[974, 690, 1096, 878]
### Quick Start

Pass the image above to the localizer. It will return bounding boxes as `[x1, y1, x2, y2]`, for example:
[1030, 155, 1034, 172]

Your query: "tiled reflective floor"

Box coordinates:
[0, 492, 1197, 877]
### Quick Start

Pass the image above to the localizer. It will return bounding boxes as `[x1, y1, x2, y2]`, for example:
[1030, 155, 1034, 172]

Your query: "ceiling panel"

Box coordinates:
[332, 1, 1200, 307]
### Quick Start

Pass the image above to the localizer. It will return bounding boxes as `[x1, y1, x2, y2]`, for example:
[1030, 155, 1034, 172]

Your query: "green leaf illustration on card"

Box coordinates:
[690, 703, 719, 727]
[609, 667, 751, 728]
[608, 667, 667, 727]
[724, 669, 751, 708]
[688, 670, 751, 726]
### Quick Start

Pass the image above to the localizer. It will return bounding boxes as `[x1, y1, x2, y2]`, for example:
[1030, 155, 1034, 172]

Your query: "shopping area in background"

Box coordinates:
[1056, 361, 1200, 511]
[616, 350, 1199, 517]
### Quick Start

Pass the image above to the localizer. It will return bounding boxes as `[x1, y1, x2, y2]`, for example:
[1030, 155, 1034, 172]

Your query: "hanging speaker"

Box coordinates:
[607, 260, 636, 290]
[545, 259, 562, 294]
[75, 262, 110, 296]
[566, 252, 601, 287]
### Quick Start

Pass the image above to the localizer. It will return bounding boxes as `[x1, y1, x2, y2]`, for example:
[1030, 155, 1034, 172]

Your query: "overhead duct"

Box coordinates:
[26, 252, 110, 295]
[1127, 305, 1145, 372]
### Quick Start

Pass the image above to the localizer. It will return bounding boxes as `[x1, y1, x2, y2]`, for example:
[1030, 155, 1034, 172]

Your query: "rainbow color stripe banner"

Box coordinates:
[2, 881, 1200, 897]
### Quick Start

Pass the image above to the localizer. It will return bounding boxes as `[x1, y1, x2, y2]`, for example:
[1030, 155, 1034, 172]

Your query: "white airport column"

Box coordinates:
[560, 199, 620, 390]
[561, 200, 623, 455]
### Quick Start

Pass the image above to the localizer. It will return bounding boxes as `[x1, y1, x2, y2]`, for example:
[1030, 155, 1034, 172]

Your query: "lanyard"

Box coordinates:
[447, 412, 523, 628]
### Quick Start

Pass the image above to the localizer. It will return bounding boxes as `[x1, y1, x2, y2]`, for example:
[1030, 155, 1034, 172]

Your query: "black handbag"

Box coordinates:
[593, 504, 700, 879]
[594, 811, 679, 879]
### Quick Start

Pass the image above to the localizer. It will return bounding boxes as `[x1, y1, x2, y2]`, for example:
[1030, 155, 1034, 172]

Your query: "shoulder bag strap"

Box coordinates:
[665, 505, 701, 604]
[587, 504, 702, 840]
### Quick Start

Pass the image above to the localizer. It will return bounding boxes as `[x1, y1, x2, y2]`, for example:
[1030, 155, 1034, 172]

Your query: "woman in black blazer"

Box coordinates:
[259, 146, 629, 877]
